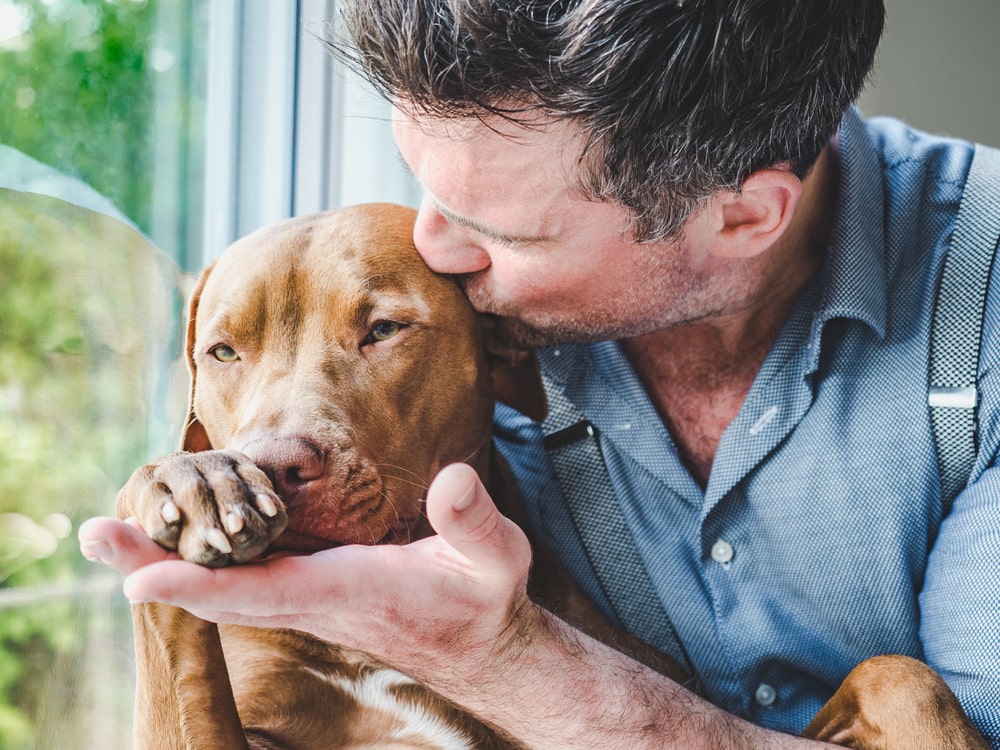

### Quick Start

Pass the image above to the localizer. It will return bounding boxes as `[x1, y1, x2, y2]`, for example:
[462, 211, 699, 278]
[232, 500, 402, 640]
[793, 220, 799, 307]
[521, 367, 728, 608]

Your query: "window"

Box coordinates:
[1, 1, 207, 746]
[0, 2, 416, 747]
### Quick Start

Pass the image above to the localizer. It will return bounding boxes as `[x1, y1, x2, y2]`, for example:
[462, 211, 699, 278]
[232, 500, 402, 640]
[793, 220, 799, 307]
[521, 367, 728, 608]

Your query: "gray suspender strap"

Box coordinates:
[541, 377, 693, 675]
[929, 144, 1000, 513]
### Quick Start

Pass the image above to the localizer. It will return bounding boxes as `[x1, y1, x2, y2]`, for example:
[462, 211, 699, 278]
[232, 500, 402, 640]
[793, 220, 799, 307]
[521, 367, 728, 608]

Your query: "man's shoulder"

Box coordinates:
[859, 113, 975, 192]
[835, 112, 976, 291]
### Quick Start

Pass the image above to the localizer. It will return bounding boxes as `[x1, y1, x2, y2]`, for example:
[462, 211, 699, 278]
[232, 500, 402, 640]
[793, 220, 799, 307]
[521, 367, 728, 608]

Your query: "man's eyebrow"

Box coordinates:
[431, 198, 550, 246]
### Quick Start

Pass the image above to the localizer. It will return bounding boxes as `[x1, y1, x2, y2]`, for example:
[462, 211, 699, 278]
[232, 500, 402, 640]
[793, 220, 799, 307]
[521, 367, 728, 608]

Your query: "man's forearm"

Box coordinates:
[423, 603, 835, 750]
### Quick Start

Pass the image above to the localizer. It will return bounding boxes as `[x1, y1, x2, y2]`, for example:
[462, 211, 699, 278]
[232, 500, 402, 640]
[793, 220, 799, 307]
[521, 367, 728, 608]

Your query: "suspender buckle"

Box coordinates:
[928, 386, 978, 409]
[542, 419, 596, 450]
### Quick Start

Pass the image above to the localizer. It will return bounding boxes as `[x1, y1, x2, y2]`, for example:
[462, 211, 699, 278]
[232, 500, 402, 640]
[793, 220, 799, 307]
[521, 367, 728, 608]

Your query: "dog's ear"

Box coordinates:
[481, 318, 547, 423]
[179, 263, 215, 453]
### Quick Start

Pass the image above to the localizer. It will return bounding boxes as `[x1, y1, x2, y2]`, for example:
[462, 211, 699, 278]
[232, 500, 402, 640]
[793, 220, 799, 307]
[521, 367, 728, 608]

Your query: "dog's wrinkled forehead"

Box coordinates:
[196, 204, 474, 341]
[216, 204, 425, 283]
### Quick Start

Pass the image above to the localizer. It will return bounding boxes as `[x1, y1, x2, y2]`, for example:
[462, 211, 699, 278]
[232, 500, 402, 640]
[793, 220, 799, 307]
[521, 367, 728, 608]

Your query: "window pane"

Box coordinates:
[0, 1, 207, 746]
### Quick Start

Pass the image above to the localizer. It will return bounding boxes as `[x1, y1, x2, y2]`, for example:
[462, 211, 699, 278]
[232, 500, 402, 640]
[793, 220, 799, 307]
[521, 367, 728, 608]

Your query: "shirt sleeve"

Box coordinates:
[920, 467, 1000, 747]
[920, 252, 1000, 747]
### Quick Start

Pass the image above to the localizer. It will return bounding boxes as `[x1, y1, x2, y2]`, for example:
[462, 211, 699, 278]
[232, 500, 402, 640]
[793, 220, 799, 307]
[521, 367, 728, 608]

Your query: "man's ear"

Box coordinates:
[713, 167, 803, 258]
[480, 318, 547, 423]
[180, 263, 215, 453]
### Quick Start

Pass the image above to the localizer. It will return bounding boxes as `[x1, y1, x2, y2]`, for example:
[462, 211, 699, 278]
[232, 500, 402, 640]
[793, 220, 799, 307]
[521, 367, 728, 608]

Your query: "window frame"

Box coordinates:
[201, 0, 418, 267]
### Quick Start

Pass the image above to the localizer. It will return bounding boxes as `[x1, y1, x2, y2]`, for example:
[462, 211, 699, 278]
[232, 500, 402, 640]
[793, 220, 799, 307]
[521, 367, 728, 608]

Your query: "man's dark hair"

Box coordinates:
[329, 0, 885, 241]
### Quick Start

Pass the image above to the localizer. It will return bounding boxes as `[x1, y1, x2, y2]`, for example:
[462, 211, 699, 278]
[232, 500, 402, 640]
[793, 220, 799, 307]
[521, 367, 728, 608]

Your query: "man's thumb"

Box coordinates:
[425, 463, 531, 572]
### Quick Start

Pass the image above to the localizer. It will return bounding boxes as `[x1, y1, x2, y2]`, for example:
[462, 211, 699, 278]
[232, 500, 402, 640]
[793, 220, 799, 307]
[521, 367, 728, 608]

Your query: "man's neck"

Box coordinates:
[621, 146, 838, 485]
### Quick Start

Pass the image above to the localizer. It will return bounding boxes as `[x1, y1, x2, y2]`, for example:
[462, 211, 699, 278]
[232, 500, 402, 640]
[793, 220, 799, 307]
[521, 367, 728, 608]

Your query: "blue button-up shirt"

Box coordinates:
[494, 108, 1000, 743]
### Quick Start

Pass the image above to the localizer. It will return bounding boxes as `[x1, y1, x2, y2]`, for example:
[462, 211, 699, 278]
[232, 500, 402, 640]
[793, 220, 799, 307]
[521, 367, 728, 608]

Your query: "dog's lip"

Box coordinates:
[269, 525, 397, 553]
[269, 528, 340, 553]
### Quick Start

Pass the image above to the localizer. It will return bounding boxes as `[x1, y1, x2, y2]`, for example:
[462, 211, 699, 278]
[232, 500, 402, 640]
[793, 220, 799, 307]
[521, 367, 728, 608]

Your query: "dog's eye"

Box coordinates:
[365, 321, 403, 345]
[210, 345, 240, 362]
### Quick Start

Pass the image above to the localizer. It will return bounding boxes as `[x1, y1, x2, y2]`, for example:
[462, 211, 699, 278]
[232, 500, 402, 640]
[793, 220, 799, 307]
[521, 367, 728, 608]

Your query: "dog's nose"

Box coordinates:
[239, 437, 326, 499]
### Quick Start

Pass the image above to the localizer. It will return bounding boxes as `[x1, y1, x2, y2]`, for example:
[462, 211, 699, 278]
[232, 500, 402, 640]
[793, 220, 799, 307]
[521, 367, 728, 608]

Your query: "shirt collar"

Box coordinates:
[804, 108, 889, 373]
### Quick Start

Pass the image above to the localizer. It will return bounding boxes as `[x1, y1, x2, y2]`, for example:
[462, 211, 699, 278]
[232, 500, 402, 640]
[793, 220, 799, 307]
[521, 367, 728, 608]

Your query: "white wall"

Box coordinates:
[857, 0, 1000, 145]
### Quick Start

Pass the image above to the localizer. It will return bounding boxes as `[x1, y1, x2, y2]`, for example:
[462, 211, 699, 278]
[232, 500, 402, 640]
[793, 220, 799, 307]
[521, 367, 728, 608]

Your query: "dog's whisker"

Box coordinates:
[182, 414, 201, 437]
[378, 488, 402, 523]
[458, 434, 492, 468]
[375, 475, 430, 493]
[366, 490, 395, 544]
[374, 462, 431, 490]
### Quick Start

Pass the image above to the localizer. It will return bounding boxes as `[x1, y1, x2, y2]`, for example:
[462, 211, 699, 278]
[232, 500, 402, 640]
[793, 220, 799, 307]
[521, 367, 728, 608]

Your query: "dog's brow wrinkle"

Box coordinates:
[214, 293, 267, 347]
[279, 270, 304, 331]
[220, 271, 303, 349]
[361, 273, 418, 301]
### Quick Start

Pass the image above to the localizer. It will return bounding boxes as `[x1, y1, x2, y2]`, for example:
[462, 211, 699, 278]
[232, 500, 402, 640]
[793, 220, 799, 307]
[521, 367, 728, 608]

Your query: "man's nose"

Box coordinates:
[412, 196, 491, 275]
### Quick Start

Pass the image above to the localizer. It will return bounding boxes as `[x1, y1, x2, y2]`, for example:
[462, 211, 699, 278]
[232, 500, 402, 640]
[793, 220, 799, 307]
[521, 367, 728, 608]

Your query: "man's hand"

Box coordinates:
[80, 462, 536, 682]
[82, 462, 824, 749]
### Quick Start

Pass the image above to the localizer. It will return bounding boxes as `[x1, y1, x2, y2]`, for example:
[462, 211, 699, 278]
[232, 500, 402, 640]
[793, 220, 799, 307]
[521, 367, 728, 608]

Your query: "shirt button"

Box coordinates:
[711, 540, 734, 564]
[755, 683, 777, 707]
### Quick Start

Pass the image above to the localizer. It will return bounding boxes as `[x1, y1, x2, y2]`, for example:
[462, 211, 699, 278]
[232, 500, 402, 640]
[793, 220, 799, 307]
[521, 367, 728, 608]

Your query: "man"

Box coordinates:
[80, 1, 1000, 746]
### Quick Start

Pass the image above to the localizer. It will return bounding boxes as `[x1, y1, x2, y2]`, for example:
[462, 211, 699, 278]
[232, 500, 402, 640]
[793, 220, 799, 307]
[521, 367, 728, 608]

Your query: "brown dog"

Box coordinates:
[117, 203, 988, 750]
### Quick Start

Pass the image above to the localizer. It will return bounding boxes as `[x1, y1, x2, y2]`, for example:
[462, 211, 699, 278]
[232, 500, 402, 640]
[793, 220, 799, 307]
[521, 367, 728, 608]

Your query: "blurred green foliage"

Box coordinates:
[0, 190, 187, 748]
[0, 0, 158, 231]
[0, 1, 203, 746]
[0, 0, 207, 269]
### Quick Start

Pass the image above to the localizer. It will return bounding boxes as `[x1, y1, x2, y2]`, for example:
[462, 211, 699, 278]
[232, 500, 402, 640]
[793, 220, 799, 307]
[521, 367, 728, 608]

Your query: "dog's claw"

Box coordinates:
[161, 501, 181, 524]
[224, 511, 245, 535]
[206, 528, 234, 554]
[256, 493, 278, 518]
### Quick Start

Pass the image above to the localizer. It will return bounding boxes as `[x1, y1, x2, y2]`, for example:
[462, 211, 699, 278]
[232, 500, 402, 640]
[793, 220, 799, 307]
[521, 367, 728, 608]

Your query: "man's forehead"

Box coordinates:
[392, 102, 591, 215]
[391, 98, 581, 150]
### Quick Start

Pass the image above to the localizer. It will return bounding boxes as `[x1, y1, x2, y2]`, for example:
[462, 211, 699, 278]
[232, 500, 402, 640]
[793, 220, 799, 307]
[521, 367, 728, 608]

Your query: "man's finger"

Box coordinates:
[120, 548, 354, 618]
[424, 463, 532, 576]
[122, 558, 229, 608]
[78, 516, 173, 574]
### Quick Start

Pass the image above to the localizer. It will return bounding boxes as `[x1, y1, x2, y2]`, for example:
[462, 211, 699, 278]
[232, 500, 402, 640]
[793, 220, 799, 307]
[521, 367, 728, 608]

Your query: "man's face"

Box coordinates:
[392, 104, 721, 348]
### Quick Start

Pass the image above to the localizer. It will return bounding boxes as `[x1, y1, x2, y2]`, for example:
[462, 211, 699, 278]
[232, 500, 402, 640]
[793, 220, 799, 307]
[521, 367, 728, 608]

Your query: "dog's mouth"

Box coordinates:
[244, 450, 431, 554]
[269, 513, 424, 553]
[268, 528, 341, 553]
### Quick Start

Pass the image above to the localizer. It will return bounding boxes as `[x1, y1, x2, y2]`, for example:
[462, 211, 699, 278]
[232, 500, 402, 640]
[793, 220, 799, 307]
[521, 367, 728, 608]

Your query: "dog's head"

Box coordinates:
[181, 203, 544, 550]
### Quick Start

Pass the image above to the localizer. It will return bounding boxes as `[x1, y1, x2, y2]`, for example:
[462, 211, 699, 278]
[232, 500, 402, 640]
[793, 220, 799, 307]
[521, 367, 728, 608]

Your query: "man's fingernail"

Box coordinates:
[452, 480, 477, 512]
[81, 540, 113, 564]
[122, 580, 148, 604]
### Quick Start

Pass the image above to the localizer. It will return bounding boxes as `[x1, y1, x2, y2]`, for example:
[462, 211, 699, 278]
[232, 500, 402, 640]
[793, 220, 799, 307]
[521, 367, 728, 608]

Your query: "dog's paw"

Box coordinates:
[116, 450, 288, 567]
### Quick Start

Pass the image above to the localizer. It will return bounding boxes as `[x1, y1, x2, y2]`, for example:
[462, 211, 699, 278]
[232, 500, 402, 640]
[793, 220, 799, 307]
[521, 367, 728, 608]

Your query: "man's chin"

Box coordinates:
[462, 283, 634, 346]
[480, 314, 549, 349]
[487, 314, 614, 349]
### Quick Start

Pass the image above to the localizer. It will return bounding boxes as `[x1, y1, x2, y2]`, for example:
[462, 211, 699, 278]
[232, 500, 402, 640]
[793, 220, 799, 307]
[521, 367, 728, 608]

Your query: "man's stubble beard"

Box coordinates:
[454, 246, 753, 351]
[455, 272, 679, 350]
